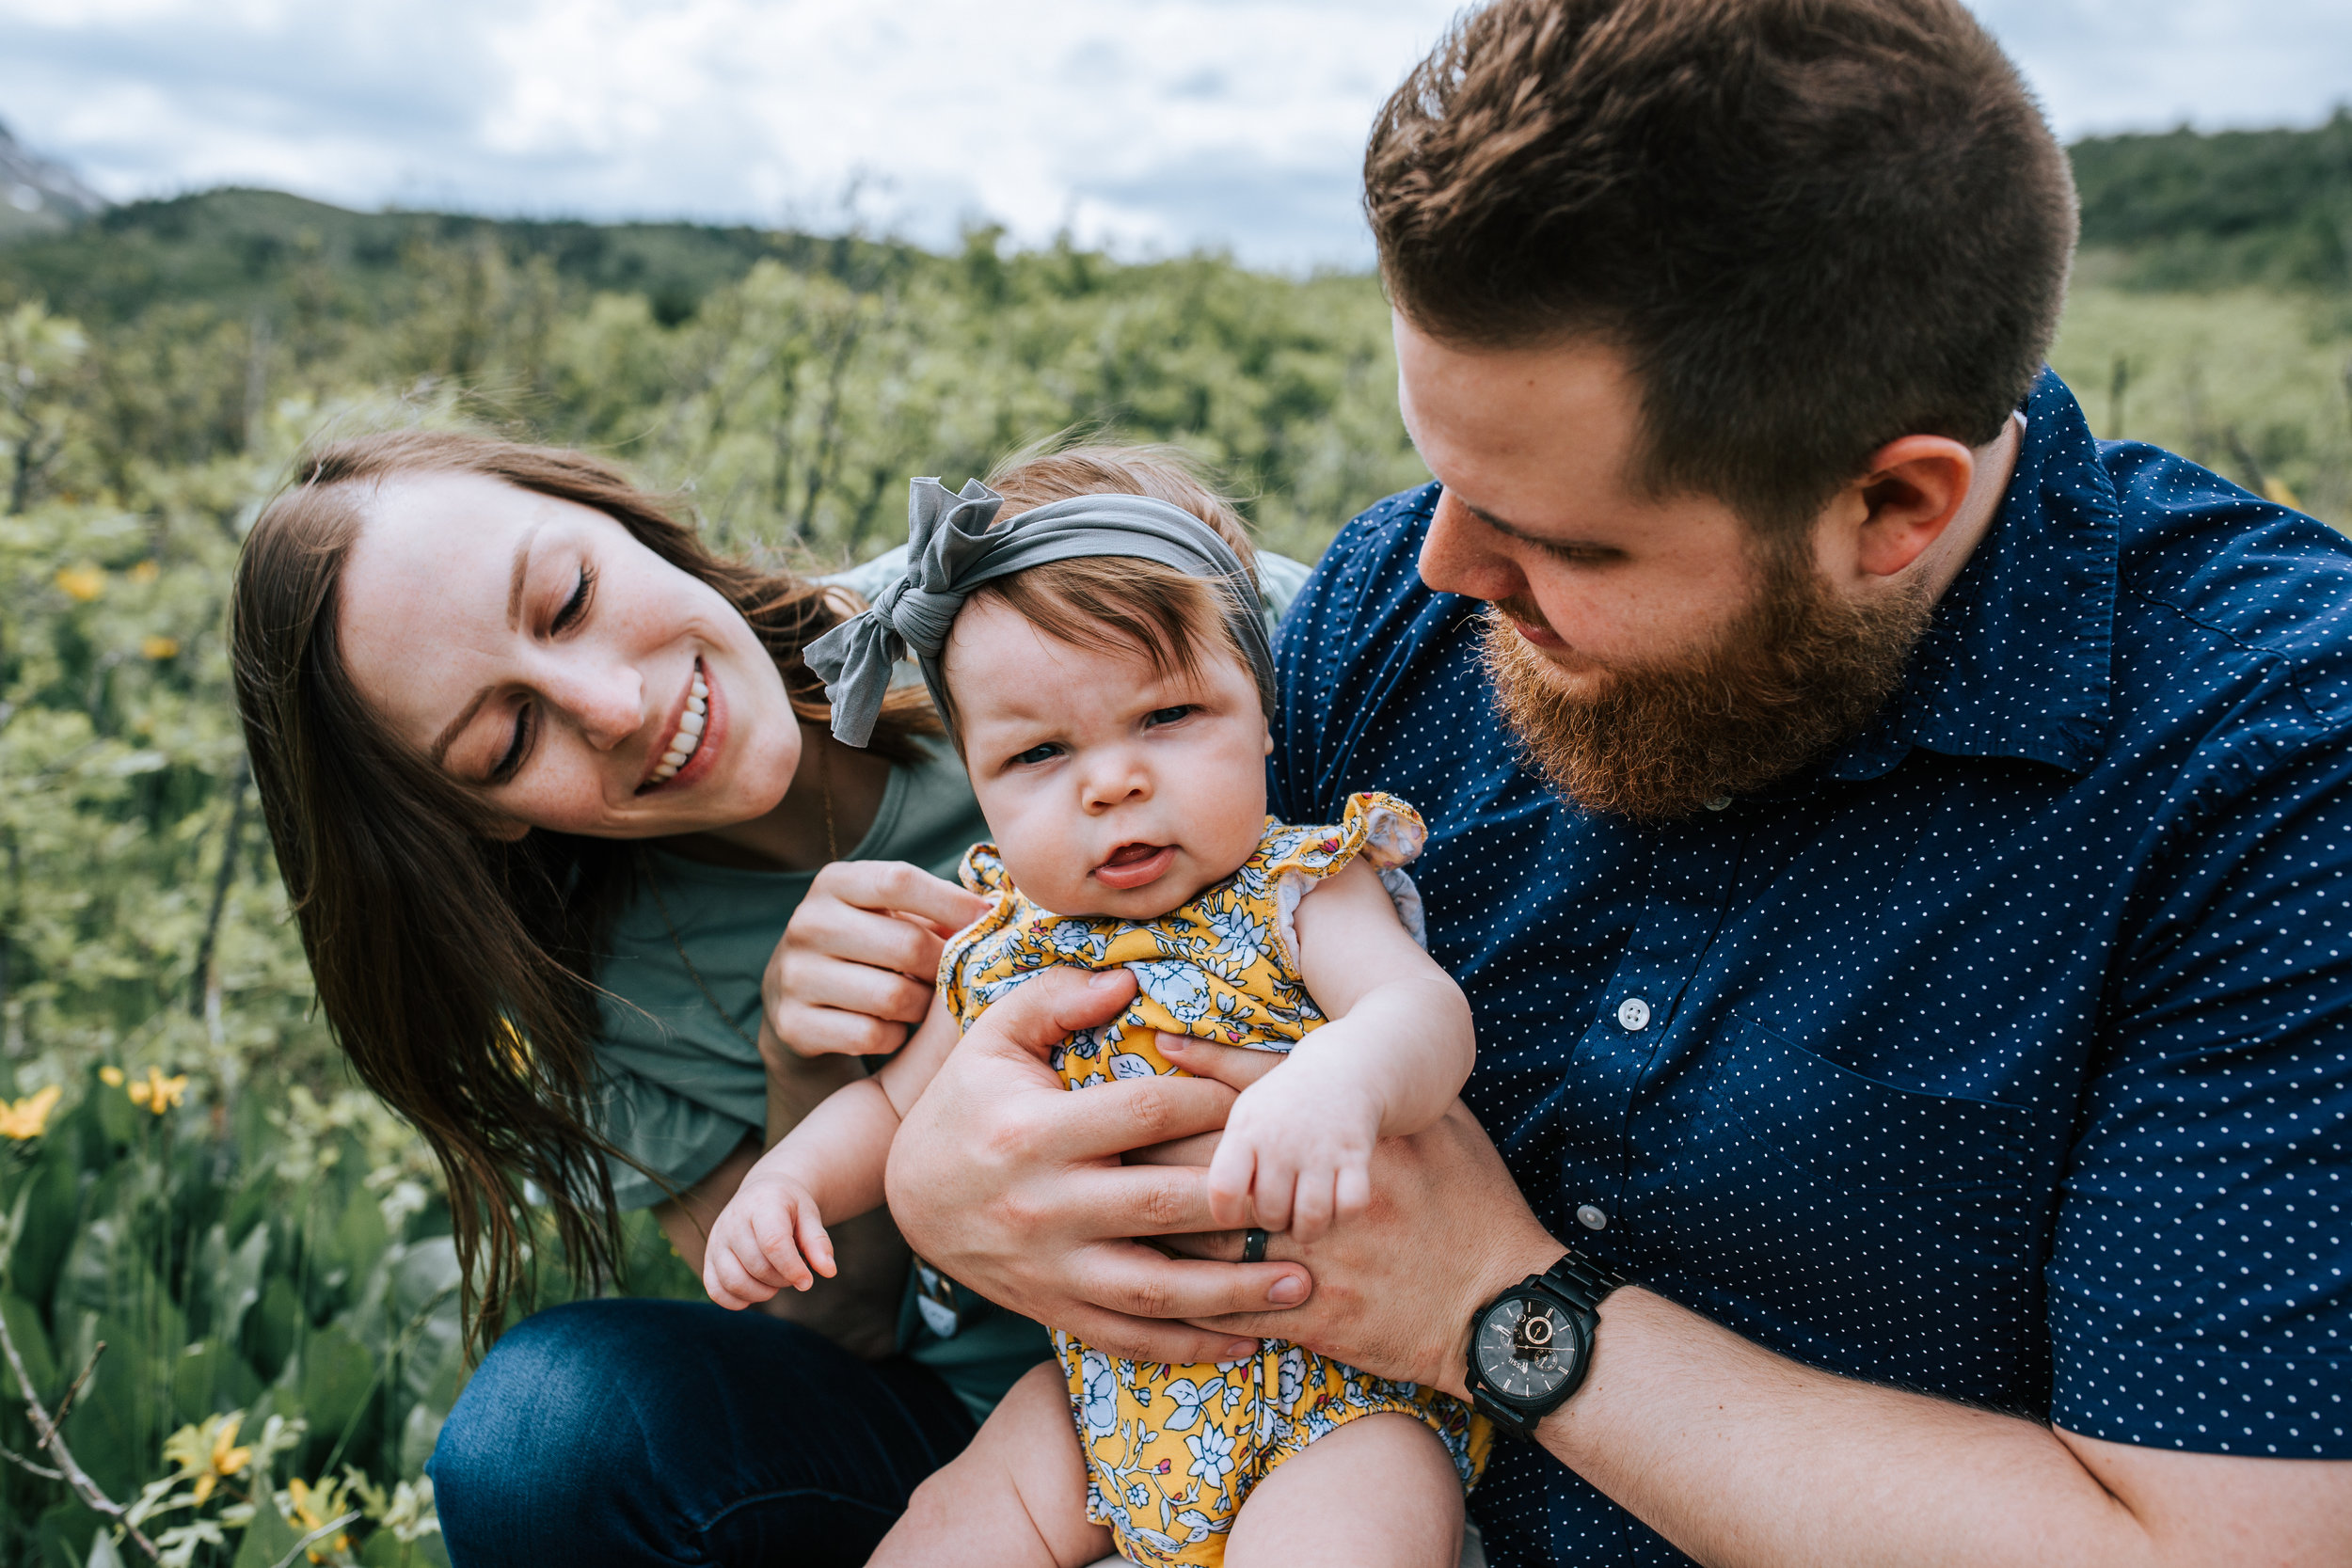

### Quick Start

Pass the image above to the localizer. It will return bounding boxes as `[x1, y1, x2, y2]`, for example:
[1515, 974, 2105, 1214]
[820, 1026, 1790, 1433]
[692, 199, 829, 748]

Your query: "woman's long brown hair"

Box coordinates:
[230, 431, 934, 1349]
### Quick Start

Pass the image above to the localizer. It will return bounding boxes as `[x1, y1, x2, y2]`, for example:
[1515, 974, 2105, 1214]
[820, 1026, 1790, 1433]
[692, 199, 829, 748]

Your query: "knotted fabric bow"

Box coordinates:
[804, 477, 1275, 747]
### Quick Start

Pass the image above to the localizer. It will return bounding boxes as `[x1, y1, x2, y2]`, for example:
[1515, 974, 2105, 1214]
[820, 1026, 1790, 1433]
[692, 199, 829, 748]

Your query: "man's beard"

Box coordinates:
[1481, 543, 1933, 821]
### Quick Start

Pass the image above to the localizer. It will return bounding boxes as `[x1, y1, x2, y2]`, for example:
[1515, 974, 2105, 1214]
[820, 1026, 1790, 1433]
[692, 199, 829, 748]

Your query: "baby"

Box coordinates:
[704, 451, 1489, 1567]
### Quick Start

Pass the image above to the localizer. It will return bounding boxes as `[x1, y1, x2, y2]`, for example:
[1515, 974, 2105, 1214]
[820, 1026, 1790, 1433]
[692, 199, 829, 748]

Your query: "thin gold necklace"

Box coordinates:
[820, 736, 839, 862]
[649, 734, 840, 1053]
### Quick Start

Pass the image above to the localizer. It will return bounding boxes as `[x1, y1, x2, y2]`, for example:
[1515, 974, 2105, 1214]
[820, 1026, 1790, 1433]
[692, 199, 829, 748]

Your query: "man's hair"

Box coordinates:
[1366, 0, 2077, 531]
[935, 443, 1260, 745]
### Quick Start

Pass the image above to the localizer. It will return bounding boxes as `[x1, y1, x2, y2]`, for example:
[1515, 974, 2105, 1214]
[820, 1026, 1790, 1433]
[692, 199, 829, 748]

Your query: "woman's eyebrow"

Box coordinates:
[428, 523, 545, 768]
[430, 689, 492, 768]
[505, 522, 544, 628]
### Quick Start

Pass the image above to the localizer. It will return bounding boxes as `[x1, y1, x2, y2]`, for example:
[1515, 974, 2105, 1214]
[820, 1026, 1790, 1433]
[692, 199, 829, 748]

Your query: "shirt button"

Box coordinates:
[1615, 997, 1651, 1031]
[1704, 796, 1732, 811]
[1576, 1204, 1609, 1231]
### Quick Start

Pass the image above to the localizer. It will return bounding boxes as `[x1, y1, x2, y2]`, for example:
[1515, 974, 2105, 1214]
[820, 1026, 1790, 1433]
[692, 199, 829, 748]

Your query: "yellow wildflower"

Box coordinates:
[163, 1413, 254, 1507]
[501, 1018, 532, 1076]
[0, 1085, 60, 1141]
[2262, 478, 2303, 512]
[141, 634, 181, 660]
[125, 1066, 189, 1116]
[99, 1065, 125, 1086]
[128, 560, 159, 584]
[54, 564, 104, 602]
[283, 1475, 355, 1561]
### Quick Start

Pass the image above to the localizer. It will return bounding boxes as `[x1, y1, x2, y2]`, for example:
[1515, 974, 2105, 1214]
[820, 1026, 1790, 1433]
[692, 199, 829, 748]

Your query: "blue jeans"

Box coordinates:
[429, 1299, 978, 1566]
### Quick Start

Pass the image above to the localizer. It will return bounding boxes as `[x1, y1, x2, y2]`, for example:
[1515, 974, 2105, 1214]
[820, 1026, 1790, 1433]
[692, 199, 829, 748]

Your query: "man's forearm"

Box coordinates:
[1534, 1287, 2227, 1568]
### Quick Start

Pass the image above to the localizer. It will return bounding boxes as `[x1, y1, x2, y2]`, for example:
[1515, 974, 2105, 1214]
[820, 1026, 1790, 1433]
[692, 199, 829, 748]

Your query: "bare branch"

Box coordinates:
[268, 1510, 360, 1568]
[0, 1439, 62, 1480]
[0, 1307, 158, 1560]
[51, 1338, 104, 1425]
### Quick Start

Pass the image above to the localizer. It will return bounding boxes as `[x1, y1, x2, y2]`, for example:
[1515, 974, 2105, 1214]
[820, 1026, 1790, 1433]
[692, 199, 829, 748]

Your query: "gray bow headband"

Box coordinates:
[804, 478, 1277, 748]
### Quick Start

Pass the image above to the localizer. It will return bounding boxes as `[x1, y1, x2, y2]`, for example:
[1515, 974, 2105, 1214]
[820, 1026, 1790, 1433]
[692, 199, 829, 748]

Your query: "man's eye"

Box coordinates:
[492, 703, 532, 783]
[552, 565, 596, 632]
[1009, 743, 1060, 768]
[1144, 705, 1194, 727]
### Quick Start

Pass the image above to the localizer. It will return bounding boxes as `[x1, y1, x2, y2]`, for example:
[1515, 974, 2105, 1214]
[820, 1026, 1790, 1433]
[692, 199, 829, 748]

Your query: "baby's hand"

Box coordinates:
[1204, 1058, 1382, 1243]
[702, 1166, 836, 1310]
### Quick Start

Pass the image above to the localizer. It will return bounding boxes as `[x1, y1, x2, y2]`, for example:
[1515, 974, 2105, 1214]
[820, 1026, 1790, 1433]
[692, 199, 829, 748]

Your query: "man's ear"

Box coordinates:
[1843, 436, 1976, 579]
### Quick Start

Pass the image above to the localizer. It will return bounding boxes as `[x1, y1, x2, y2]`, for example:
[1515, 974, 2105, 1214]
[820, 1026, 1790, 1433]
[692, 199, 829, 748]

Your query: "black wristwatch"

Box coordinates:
[1465, 1250, 1629, 1441]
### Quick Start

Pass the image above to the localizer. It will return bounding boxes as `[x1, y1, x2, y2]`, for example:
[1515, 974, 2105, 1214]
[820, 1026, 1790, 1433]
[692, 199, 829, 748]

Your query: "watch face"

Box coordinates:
[1474, 1291, 1584, 1403]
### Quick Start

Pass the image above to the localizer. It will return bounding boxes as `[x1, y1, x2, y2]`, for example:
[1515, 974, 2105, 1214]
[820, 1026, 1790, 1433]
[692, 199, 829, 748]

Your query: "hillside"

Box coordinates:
[0, 185, 929, 328]
[2072, 108, 2352, 290]
[5, 113, 2348, 323]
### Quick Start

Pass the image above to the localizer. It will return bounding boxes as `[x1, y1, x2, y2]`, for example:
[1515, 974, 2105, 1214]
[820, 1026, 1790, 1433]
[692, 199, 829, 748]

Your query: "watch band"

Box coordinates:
[1469, 1247, 1630, 1442]
[1537, 1248, 1629, 1316]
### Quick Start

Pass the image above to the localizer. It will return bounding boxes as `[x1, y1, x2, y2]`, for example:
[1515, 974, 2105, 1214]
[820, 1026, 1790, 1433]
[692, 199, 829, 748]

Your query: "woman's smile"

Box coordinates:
[638, 658, 724, 794]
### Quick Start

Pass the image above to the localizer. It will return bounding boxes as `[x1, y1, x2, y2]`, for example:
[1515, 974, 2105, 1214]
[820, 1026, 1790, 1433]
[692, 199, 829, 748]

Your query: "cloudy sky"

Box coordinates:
[1, 0, 2345, 270]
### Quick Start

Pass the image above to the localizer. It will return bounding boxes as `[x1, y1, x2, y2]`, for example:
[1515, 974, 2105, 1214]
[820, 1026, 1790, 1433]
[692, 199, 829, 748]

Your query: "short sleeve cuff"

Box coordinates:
[2054, 1341, 2352, 1458]
[601, 1111, 753, 1212]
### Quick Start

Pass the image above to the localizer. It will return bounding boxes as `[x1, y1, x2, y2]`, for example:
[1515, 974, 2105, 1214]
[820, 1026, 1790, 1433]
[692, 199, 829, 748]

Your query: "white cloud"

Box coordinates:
[0, 0, 2343, 269]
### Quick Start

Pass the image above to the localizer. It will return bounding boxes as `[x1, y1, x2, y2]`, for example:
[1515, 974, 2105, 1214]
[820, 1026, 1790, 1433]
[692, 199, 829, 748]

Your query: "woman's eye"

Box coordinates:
[1144, 705, 1194, 727]
[552, 565, 596, 632]
[1009, 742, 1061, 768]
[492, 703, 532, 783]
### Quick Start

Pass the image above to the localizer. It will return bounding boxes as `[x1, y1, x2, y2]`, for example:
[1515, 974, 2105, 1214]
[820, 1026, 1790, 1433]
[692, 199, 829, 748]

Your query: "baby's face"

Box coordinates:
[946, 596, 1273, 920]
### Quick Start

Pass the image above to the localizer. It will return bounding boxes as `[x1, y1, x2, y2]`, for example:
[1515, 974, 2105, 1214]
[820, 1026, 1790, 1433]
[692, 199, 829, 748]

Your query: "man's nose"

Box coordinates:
[1418, 492, 1526, 603]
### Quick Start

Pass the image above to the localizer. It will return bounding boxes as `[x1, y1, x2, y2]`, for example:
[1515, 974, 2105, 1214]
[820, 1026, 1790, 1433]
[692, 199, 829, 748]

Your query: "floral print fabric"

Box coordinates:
[940, 792, 1490, 1565]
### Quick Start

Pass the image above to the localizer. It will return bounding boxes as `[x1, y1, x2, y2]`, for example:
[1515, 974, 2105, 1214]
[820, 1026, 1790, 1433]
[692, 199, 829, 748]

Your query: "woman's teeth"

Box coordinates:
[648, 673, 708, 784]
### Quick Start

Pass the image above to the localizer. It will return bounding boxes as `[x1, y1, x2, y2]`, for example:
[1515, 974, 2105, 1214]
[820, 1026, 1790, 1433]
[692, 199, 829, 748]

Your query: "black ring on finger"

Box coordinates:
[1241, 1227, 1270, 1264]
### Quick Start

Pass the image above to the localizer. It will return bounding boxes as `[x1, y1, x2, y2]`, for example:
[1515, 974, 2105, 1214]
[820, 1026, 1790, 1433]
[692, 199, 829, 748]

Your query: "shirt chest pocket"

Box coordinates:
[1682, 1016, 2032, 1198]
[1645, 1017, 2044, 1400]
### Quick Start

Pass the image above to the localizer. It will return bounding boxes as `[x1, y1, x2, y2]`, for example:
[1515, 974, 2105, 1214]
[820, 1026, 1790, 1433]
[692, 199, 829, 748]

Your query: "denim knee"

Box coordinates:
[430, 1301, 672, 1543]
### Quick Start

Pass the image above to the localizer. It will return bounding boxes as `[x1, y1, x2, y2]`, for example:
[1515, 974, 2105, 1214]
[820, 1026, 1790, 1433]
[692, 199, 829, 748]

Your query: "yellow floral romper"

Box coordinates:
[939, 792, 1491, 1566]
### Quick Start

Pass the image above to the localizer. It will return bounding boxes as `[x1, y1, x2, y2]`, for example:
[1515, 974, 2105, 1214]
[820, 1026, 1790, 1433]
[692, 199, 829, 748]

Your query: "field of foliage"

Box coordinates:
[0, 117, 2347, 1567]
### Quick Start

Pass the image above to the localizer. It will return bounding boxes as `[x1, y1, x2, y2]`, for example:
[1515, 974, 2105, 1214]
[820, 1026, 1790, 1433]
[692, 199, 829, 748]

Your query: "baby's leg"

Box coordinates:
[1224, 1412, 1465, 1568]
[869, 1360, 1112, 1568]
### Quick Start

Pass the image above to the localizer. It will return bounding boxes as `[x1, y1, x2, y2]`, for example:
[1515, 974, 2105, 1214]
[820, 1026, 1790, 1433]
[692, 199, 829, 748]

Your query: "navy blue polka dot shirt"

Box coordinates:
[1268, 372, 2351, 1567]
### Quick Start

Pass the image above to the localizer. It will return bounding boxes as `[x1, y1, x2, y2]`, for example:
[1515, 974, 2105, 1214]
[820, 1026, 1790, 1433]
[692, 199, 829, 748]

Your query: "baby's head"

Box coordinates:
[941, 448, 1272, 920]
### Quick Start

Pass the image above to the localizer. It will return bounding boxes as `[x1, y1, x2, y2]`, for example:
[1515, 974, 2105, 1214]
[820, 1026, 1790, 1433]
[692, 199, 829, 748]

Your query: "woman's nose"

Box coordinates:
[1418, 492, 1526, 604]
[544, 660, 645, 752]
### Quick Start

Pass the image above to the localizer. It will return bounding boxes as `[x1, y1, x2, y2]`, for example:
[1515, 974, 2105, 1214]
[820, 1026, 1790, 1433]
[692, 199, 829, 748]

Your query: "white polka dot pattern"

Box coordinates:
[1268, 372, 2352, 1566]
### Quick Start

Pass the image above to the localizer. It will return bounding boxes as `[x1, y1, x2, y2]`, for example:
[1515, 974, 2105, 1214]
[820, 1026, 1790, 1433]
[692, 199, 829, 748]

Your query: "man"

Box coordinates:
[888, 0, 2352, 1561]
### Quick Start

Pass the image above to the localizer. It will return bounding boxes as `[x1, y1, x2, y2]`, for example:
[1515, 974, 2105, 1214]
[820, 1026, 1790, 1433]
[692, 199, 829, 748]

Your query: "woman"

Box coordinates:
[230, 430, 1306, 1566]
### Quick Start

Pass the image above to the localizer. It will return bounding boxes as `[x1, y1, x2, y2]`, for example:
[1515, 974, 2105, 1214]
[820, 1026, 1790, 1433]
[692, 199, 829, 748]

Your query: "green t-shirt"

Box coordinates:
[589, 546, 1313, 1418]
[591, 736, 1049, 1418]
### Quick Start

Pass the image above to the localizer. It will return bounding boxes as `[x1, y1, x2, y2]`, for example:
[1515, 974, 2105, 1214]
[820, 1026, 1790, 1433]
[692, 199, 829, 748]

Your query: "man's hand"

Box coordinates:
[1160, 1035, 1555, 1393]
[764, 861, 986, 1060]
[884, 968, 1314, 1364]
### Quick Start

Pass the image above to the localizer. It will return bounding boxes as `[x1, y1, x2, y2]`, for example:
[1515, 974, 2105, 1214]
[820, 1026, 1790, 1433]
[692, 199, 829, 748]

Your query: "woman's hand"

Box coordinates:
[764, 860, 987, 1062]
[884, 968, 1314, 1365]
[1160, 1036, 1560, 1398]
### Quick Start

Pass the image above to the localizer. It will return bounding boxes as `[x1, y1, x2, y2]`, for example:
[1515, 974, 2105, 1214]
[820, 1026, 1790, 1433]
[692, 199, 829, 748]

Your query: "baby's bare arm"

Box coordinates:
[773, 992, 963, 1225]
[1288, 858, 1476, 1136]
[1206, 859, 1477, 1238]
[704, 995, 963, 1307]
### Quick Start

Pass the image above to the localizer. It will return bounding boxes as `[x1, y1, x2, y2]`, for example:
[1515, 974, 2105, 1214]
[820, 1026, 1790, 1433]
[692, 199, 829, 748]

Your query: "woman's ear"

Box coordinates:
[483, 816, 531, 844]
